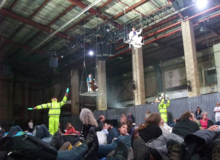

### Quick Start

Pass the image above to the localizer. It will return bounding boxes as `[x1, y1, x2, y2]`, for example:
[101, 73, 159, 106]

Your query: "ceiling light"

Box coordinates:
[200, 26, 204, 32]
[89, 51, 94, 56]
[61, 55, 64, 58]
[152, 43, 159, 47]
[106, 25, 110, 32]
[117, 57, 123, 60]
[196, 0, 207, 9]
[149, 66, 153, 69]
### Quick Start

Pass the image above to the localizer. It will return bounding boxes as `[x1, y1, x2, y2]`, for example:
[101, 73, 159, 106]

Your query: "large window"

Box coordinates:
[204, 68, 217, 85]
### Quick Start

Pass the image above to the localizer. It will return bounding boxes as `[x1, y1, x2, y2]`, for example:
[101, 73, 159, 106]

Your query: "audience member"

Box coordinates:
[160, 118, 172, 134]
[145, 110, 151, 120]
[138, 113, 162, 143]
[57, 127, 98, 160]
[79, 108, 98, 141]
[120, 113, 127, 124]
[195, 107, 202, 120]
[107, 124, 119, 144]
[97, 123, 131, 159]
[97, 115, 105, 131]
[169, 118, 177, 127]
[0, 125, 5, 140]
[199, 111, 214, 129]
[190, 112, 202, 128]
[101, 123, 109, 135]
[65, 123, 76, 135]
[214, 102, 220, 122]
[127, 119, 134, 135]
[127, 113, 135, 123]
[139, 111, 200, 160]
[28, 119, 34, 132]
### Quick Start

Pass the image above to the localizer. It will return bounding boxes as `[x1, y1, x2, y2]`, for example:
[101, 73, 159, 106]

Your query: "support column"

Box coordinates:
[182, 20, 201, 97]
[71, 70, 79, 115]
[132, 47, 146, 105]
[214, 43, 220, 92]
[96, 60, 107, 110]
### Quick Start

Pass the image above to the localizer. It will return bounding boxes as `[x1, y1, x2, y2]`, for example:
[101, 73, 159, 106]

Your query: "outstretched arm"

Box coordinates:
[59, 93, 68, 107]
[166, 97, 170, 107]
[35, 103, 51, 110]
[136, 28, 142, 35]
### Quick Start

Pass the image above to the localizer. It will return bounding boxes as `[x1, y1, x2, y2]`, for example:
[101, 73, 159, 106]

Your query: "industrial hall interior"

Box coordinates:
[1, 0, 220, 160]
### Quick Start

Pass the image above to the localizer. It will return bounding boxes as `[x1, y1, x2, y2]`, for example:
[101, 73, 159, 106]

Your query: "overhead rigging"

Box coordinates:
[79, 18, 103, 97]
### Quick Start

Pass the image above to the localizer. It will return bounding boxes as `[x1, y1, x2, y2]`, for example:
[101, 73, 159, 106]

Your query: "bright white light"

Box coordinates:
[196, 0, 207, 9]
[89, 51, 94, 56]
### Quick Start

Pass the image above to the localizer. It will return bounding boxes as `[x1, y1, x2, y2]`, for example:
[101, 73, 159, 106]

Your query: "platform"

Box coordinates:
[80, 92, 103, 97]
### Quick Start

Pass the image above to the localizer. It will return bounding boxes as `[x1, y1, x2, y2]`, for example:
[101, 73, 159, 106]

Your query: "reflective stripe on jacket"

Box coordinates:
[36, 96, 67, 117]
[158, 99, 170, 114]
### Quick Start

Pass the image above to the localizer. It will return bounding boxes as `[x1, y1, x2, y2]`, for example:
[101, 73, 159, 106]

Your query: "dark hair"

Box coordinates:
[103, 122, 107, 127]
[138, 113, 161, 130]
[66, 123, 72, 129]
[118, 122, 127, 128]
[177, 111, 192, 122]
[127, 119, 133, 134]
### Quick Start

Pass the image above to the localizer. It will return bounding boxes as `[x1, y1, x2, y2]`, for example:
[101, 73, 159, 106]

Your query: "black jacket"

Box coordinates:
[195, 111, 202, 119]
[184, 130, 220, 160]
[97, 120, 103, 132]
[79, 124, 94, 141]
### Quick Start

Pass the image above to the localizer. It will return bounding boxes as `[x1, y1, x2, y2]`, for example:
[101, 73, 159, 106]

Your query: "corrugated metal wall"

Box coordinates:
[94, 92, 220, 125]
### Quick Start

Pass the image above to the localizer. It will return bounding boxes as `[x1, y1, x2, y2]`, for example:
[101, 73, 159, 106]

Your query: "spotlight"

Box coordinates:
[106, 25, 110, 32]
[152, 43, 158, 47]
[200, 26, 205, 32]
[196, 0, 207, 9]
[61, 55, 64, 58]
[89, 51, 94, 56]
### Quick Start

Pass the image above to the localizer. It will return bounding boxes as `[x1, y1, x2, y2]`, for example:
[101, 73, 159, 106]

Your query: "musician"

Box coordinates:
[87, 74, 93, 93]
[129, 27, 143, 47]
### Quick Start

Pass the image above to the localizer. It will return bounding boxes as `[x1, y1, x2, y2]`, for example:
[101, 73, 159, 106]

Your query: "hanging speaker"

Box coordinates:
[96, 44, 102, 56]
[109, 43, 116, 55]
[102, 44, 109, 55]
[49, 57, 58, 68]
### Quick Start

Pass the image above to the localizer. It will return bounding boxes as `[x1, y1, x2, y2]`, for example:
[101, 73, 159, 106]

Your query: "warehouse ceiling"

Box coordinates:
[0, 0, 220, 84]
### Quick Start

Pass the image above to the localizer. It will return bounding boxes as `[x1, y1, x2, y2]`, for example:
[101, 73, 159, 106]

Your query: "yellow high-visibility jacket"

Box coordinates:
[36, 96, 67, 117]
[158, 99, 170, 114]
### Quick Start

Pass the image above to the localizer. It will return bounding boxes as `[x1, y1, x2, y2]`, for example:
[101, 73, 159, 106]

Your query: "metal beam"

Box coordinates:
[68, 0, 107, 19]
[0, 37, 45, 54]
[113, 0, 148, 19]
[206, 26, 220, 38]
[68, 0, 122, 28]
[156, 41, 183, 53]
[98, 0, 113, 9]
[0, 8, 74, 41]
[117, 78, 133, 100]
[8, 0, 50, 40]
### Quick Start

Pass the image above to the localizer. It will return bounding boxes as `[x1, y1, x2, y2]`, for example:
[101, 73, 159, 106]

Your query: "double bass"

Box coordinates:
[90, 79, 98, 91]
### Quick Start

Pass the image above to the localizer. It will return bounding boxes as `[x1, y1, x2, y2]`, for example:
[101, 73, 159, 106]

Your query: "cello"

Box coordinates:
[90, 79, 98, 91]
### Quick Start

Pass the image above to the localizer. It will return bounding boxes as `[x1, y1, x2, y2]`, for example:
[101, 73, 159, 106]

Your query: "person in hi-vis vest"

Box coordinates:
[158, 97, 170, 123]
[34, 93, 68, 135]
